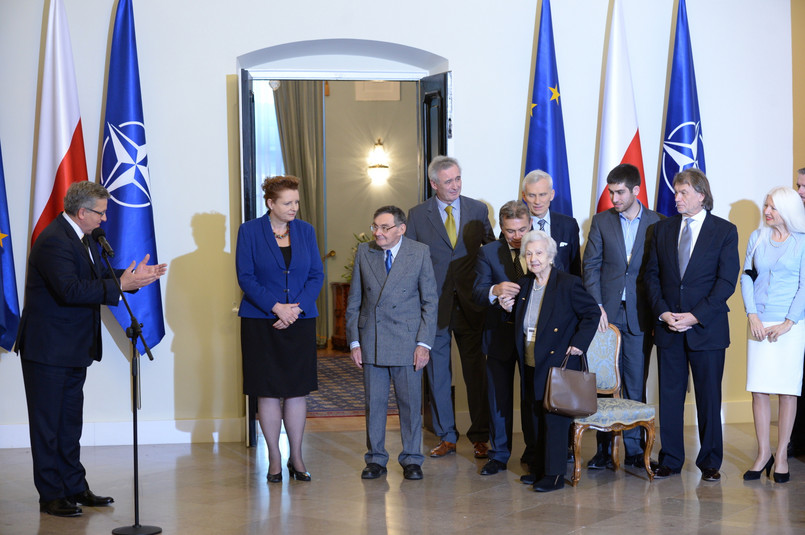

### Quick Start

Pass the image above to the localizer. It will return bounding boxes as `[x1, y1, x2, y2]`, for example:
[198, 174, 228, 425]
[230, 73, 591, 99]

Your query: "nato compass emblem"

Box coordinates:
[101, 121, 152, 208]
[661, 121, 705, 191]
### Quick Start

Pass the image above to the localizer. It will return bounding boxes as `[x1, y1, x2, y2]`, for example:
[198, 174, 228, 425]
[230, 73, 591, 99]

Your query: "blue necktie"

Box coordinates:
[385, 250, 393, 273]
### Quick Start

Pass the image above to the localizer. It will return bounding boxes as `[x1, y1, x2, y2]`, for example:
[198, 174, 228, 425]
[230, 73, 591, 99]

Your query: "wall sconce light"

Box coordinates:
[367, 139, 390, 184]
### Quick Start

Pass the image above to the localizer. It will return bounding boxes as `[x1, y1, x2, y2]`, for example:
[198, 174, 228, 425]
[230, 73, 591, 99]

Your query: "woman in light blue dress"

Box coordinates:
[741, 186, 805, 482]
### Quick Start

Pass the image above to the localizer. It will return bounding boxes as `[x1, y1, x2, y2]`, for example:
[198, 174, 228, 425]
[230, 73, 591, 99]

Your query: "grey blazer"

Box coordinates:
[582, 205, 661, 334]
[345, 237, 438, 366]
[405, 195, 495, 328]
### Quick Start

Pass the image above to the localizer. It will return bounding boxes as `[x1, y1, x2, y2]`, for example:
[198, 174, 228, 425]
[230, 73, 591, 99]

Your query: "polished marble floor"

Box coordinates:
[2, 419, 805, 534]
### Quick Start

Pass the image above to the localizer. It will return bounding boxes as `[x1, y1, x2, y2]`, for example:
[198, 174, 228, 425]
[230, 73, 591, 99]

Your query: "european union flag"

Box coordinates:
[524, 0, 572, 216]
[658, 0, 706, 216]
[100, 0, 164, 352]
[0, 143, 20, 351]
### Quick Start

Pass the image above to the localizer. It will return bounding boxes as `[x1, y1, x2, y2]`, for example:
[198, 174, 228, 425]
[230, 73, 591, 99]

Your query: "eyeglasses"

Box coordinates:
[370, 224, 397, 233]
[85, 208, 107, 217]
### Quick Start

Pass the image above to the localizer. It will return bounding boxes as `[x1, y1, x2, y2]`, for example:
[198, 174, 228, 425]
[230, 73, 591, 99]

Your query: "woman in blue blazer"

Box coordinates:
[236, 176, 324, 482]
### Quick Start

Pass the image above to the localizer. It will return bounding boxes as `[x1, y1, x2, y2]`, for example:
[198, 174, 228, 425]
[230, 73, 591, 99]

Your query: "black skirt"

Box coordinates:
[241, 317, 318, 398]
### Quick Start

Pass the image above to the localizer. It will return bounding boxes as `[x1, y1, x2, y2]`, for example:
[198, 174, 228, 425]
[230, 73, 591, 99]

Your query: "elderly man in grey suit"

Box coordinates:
[582, 163, 661, 469]
[347, 205, 438, 480]
[406, 156, 495, 459]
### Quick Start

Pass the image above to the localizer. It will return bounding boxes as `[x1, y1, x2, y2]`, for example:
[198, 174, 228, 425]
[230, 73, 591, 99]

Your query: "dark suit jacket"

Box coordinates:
[406, 195, 495, 328]
[16, 215, 122, 367]
[548, 210, 581, 276]
[644, 211, 740, 350]
[582, 205, 661, 334]
[236, 215, 324, 319]
[472, 237, 520, 361]
[345, 237, 438, 366]
[513, 270, 600, 399]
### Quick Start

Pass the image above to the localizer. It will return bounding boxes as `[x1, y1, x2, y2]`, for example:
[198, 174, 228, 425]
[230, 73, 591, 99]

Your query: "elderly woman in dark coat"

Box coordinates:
[501, 230, 599, 492]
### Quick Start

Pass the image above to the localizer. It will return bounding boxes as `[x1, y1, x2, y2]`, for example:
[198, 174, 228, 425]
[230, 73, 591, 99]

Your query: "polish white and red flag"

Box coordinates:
[595, 0, 648, 212]
[31, 0, 88, 244]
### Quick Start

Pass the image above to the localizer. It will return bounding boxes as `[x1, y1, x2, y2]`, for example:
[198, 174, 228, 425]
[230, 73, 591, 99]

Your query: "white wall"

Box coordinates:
[0, 0, 793, 446]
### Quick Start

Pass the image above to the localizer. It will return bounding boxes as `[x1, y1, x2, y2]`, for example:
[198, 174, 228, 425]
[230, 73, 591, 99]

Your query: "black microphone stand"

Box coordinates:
[99, 249, 162, 535]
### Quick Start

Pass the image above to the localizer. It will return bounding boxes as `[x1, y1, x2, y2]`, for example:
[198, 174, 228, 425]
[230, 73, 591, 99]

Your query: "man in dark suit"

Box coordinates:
[472, 200, 533, 475]
[582, 164, 661, 469]
[406, 156, 495, 459]
[644, 169, 739, 481]
[17, 182, 167, 517]
[346, 205, 437, 480]
[521, 170, 581, 276]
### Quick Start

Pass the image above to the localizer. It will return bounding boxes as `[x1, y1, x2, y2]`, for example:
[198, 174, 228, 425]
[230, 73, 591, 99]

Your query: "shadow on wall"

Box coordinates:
[165, 212, 242, 442]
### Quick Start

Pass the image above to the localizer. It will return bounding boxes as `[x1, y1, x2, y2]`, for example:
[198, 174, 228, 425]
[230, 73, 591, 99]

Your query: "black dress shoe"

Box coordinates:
[743, 456, 774, 480]
[701, 468, 721, 482]
[266, 472, 282, 483]
[361, 463, 387, 479]
[40, 498, 82, 517]
[67, 489, 114, 506]
[480, 459, 507, 475]
[624, 454, 644, 468]
[533, 474, 565, 492]
[587, 451, 613, 470]
[520, 473, 538, 485]
[651, 463, 680, 479]
[403, 464, 423, 480]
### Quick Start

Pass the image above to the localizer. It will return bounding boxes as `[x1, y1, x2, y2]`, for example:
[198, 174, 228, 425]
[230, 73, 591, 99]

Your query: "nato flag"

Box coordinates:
[657, 0, 706, 217]
[100, 0, 164, 352]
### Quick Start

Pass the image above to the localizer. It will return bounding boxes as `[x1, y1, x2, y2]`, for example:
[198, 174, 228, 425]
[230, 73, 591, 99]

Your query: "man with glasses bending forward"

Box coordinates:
[406, 156, 495, 459]
[347, 206, 437, 480]
[17, 182, 166, 517]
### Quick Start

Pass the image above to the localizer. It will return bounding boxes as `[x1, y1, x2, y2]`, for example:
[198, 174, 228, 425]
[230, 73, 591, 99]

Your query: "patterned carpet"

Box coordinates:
[308, 354, 398, 417]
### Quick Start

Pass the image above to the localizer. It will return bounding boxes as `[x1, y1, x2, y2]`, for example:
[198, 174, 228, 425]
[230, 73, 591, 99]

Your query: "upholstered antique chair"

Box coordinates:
[570, 323, 655, 485]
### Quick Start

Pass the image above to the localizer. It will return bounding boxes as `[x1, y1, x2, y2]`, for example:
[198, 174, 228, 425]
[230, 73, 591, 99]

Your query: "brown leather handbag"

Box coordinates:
[543, 353, 597, 418]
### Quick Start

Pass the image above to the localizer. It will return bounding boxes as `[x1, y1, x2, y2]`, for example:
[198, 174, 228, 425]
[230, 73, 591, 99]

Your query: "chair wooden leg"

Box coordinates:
[572, 424, 585, 486]
[611, 431, 621, 471]
[643, 420, 656, 481]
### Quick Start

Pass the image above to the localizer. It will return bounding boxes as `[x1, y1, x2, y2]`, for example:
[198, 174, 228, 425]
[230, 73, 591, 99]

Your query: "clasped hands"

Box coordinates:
[748, 313, 792, 343]
[272, 302, 302, 329]
[119, 254, 167, 292]
[660, 311, 699, 332]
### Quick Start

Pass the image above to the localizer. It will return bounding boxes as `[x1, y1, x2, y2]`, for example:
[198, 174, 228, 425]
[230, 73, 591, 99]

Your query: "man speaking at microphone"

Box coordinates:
[16, 181, 167, 517]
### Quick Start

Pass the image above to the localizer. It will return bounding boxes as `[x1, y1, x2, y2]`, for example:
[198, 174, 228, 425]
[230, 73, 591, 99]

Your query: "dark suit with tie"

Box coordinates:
[533, 210, 581, 276]
[644, 211, 739, 471]
[513, 270, 599, 477]
[406, 195, 495, 444]
[582, 204, 661, 456]
[346, 237, 438, 467]
[17, 214, 123, 502]
[472, 237, 533, 463]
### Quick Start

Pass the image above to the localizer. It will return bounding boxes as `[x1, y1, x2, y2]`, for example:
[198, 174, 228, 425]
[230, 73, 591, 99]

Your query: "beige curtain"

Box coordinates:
[273, 80, 327, 347]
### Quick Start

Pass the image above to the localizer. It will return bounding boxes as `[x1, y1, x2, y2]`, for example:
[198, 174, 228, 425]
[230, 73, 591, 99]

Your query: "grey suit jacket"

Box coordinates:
[582, 205, 661, 334]
[405, 195, 494, 328]
[345, 237, 438, 366]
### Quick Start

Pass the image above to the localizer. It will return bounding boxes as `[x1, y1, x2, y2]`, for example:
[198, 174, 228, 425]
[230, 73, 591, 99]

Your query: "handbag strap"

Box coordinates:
[558, 352, 589, 372]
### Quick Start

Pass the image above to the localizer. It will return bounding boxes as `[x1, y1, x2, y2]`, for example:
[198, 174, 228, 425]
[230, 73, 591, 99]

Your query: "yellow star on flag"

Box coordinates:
[549, 85, 560, 104]
[529, 102, 537, 117]
[0, 231, 7, 248]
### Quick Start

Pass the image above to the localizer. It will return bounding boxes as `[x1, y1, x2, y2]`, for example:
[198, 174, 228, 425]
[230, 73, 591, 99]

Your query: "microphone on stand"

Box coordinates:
[91, 228, 116, 258]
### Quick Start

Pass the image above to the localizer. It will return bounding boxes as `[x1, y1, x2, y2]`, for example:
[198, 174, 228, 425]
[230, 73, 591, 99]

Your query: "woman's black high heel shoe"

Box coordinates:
[287, 460, 311, 482]
[773, 470, 790, 483]
[266, 471, 282, 483]
[743, 455, 774, 481]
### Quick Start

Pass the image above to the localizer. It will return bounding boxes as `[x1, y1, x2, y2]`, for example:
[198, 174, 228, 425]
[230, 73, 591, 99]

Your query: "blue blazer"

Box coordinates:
[472, 237, 520, 362]
[644, 211, 739, 350]
[16, 215, 123, 367]
[549, 210, 582, 276]
[236, 215, 324, 319]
